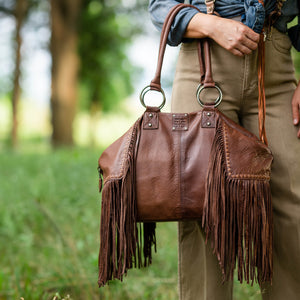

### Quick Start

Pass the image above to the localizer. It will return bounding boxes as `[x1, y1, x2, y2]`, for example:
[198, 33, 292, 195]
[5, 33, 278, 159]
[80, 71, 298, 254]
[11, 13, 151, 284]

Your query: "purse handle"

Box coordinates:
[196, 39, 223, 107]
[140, 3, 222, 109]
[140, 2, 267, 145]
[150, 4, 201, 91]
[140, 4, 202, 109]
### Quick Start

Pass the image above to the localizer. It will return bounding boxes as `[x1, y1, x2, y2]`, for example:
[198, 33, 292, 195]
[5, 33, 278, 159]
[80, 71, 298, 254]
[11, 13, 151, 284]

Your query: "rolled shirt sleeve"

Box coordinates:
[149, 0, 300, 49]
[149, 0, 201, 46]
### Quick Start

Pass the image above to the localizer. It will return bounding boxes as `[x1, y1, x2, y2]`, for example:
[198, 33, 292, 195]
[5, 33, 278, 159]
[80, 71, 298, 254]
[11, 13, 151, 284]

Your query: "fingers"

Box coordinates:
[208, 17, 260, 56]
[291, 84, 300, 138]
[292, 85, 300, 125]
[292, 99, 300, 138]
[228, 40, 257, 57]
[221, 22, 260, 56]
[235, 43, 256, 56]
[245, 29, 260, 44]
[244, 34, 260, 50]
[232, 25, 259, 56]
[231, 48, 245, 57]
[292, 100, 299, 126]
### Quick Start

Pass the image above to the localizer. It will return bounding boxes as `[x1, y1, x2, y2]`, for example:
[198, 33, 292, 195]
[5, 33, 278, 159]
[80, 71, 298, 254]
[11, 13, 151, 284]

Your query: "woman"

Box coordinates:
[149, 0, 300, 299]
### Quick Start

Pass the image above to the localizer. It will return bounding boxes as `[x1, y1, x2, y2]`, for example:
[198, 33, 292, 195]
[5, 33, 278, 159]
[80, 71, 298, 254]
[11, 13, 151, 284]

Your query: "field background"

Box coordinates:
[0, 103, 263, 300]
[1, 1, 299, 298]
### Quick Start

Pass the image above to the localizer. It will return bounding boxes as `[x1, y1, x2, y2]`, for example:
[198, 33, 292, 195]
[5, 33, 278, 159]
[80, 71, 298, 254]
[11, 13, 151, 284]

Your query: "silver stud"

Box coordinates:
[172, 127, 176, 130]
[207, 112, 211, 116]
[184, 127, 188, 130]
[184, 113, 188, 117]
[148, 123, 152, 127]
[149, 113, 153, 118]
[173, 114, 176, 117]
[207, 122, 211, 126]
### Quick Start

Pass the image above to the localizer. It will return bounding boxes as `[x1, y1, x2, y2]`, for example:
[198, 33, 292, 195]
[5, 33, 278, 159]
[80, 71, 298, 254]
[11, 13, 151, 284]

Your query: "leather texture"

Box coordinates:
[127, 106, 272, 222]
[98, 3, 273, 288]
[100, 104, 273, 220]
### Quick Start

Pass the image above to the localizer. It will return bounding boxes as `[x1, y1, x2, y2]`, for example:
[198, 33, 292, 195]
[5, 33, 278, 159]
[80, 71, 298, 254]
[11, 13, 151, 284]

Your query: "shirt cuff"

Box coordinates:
[168, 8, 200, 46]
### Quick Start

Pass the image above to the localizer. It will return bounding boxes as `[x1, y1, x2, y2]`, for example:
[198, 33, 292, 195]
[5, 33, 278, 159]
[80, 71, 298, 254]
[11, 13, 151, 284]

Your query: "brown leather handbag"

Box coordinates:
[98, 3, 273, 287]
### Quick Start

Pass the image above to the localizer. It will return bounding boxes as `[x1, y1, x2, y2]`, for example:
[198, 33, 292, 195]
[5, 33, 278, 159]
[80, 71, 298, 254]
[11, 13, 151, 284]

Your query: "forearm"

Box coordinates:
[183, 12, 215, 39]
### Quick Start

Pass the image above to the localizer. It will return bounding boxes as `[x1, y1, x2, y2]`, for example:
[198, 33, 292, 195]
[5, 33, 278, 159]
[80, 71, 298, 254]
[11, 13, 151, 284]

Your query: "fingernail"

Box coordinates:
[293, 119, 298, 125]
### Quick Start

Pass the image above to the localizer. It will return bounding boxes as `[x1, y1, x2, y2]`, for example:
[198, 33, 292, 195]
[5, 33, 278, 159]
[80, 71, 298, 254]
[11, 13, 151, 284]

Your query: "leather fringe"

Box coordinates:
[202, 119, 273, 284]
[98, 122, 156, 287]
[258, 34, 268, 145]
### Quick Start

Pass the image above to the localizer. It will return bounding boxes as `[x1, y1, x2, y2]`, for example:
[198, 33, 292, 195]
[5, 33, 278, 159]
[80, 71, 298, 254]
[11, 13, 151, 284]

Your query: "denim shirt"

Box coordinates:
[149, 0, 299, 49]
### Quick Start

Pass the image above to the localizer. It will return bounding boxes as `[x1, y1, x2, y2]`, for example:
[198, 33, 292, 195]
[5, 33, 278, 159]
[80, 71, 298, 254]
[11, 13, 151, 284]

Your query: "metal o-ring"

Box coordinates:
[196, 84, 223, 108]
[140, 85, 166, 110]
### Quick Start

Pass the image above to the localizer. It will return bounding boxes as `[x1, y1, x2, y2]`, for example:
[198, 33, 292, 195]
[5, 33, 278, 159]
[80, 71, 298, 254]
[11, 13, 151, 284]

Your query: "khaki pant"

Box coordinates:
[171, 28, 300, 300]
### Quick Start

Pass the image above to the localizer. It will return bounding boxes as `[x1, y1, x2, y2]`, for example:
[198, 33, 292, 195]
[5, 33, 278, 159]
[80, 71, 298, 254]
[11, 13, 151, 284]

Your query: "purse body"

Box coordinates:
[136, 108, 214, 221]
[98, 3, 273, 287]
[99, 106, 272, 222]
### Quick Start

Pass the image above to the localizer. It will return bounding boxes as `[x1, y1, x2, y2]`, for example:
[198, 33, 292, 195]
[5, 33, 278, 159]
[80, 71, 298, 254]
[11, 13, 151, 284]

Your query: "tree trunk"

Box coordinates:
[50, 0, 82, 146]
[11, 0, 28, 148]
[89, 93, 101, 147]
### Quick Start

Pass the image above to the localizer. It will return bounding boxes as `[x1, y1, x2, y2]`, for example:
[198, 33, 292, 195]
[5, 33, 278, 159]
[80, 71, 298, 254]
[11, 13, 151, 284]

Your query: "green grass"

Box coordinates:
[0, 146, 262, 299]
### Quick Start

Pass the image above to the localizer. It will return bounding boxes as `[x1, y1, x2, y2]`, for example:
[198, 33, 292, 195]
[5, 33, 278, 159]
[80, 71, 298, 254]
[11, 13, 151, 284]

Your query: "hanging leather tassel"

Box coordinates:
[98, 120, 157, 287]
[202, 116, 273, 284]
[258, 33, 268, 145]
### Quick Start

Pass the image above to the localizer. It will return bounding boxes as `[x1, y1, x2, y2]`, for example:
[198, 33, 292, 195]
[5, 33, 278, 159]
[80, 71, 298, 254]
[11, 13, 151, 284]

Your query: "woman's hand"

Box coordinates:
[208, 17, 260, 56]
[184, 13, 260, 56]
[292, 81, 300, 138]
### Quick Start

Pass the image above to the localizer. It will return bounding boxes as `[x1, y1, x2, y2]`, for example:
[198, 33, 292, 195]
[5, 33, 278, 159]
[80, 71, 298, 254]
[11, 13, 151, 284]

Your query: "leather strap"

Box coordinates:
[257, 0, 268, 145]
[150, 3, 215, 90]
[202, 0, 268, 145]
[258, 35, 267, 145]
[197, 41, 205, 84]
[150, 4, 201, 91]
[151, 2, 268, 145]
[197, 39, 215, 88]
[197, 1, 216, 89]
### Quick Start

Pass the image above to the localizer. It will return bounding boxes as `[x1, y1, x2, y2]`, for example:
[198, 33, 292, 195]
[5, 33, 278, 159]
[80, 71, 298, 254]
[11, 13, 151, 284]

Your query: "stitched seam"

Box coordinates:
[223, 123, 270, 180]
[179, 131, 183, 219]
[103, 125, 135, 184]
[240, 56, 247, 106]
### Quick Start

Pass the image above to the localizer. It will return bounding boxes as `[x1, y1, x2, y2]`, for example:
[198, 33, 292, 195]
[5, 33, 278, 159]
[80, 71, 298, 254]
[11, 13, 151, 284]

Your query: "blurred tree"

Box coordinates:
[51, 0, 147, 146]
[77, 0, 147, 145]
[78, 0, 145, 113]
[0, 0, 149, 147]
[50, 0, 82, 146]
[0, 0, 28, 147]
[0, 0, 44, 147]
[11, 0, 28, 148]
